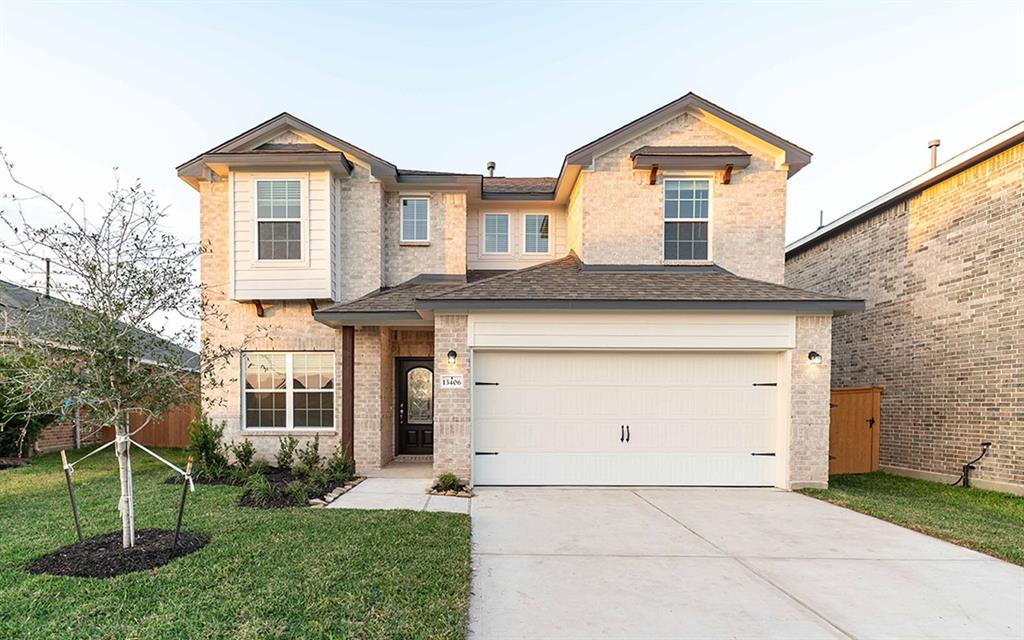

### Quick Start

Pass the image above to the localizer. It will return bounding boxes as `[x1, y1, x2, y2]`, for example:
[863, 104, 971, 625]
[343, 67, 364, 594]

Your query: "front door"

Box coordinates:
[396, 358, 434, 455]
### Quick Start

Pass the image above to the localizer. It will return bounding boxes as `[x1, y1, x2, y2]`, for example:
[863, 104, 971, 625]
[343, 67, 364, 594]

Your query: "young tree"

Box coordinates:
[0, 150, 238, 548]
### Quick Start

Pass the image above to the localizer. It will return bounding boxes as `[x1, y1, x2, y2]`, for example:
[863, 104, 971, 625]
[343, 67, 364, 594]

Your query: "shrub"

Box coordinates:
[275, 436, 298, 470]
[248, 458, 269, 476]
[0, 352, 56, 458]
[230, 439, 256, 469]
[307, 468, 331, 497]
[284, 480, 308, 505]
[433, 472, 464, 493]
[187, 414, 228, 471]
[291, 462, 310, 478]
[296, 434, 320, 470]
[324, 443, 355, 483]
[245, 473, 279, 507]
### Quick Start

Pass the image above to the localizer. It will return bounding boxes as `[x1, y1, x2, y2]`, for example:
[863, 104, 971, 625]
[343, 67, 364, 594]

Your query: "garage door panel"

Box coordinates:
[473, 351, 780, 486]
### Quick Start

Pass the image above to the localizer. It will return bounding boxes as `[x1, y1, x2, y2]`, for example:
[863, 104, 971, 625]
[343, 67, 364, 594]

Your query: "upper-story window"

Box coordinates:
[523, 214, 550, 254]
[664, 178, 710, 260]
[256, 179, 302, 260]
[401, 197, 430, 243]
[483, 213, 510, 254]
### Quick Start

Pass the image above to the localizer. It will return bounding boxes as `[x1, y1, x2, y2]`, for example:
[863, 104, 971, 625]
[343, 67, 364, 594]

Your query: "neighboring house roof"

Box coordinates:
[786, 119, 1024, 257]
[0, 279, 200, 371]
[417, 253, 861, 312]
[178, 93, 810, 203]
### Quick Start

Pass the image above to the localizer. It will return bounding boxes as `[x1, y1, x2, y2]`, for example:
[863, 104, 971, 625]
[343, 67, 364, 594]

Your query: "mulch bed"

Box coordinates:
[0, 458, 29, 471]
[164, 473, 238, 487]
[26, 528, 209, 578]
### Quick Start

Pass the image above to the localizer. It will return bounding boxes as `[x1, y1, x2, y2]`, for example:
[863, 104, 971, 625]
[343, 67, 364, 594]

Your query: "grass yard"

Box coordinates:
[802, 472, 1024, 566]
[0, 447, 470, 639]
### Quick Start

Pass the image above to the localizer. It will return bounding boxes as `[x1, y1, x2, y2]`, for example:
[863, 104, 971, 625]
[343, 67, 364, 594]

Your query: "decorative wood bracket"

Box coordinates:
[253, 300, 265, 318]
[648, 164, 659, 185]
[722, 164, 734, 185]
[308, 299, 318, 315]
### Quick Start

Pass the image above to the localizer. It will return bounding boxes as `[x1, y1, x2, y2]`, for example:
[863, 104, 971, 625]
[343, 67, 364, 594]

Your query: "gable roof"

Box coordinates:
[0, 279, 200, 371]
[786, 119, 1024, 258]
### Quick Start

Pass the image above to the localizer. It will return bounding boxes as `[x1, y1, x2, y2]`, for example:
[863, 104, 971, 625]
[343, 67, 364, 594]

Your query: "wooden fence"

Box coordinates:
[99, 404, 196, 448]
[829, 387, 882, 475]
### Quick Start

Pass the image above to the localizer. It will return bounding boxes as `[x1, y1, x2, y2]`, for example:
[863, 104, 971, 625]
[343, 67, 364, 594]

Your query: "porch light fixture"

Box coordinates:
[808, 351, 823, 365]
[447, 350, 458, 365]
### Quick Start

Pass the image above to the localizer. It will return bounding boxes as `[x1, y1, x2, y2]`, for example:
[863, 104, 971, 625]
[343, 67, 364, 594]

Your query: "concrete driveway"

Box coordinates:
[469, 487, 1024, 639]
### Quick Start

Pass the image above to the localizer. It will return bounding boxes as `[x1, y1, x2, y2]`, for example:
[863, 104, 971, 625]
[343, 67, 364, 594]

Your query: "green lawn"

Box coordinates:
[802, 472, 1024, 566]
[0, 447, 470, 639]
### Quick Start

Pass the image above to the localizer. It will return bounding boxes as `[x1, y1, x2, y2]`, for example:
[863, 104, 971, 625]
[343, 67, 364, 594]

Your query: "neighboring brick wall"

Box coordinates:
[382, 191, 467, 286]
[34, 420, 102, 453]
[200, 178, 345, 463]
[576, 111, 788, 283]
[789, 315, 833, 489]
[786, 142, 1024, 489]
[433, 314, 471, 483]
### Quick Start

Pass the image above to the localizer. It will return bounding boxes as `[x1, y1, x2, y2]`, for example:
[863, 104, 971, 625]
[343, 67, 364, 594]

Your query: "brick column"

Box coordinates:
[789, 315, 833, 489]
[433, 314, 472, 484]
[354, 327, 384, 471]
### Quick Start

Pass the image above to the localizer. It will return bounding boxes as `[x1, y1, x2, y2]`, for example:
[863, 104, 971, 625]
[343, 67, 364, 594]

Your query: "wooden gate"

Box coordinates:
[829, 387, 881, 475]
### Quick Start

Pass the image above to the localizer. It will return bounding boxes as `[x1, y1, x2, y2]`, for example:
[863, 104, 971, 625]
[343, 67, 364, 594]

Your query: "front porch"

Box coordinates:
[327, 458, 470, 514]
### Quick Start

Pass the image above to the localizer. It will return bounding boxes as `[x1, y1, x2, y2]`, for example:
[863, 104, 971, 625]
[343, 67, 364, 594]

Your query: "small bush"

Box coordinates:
[248, 458, 269, 476]
[245, 473, 280, 507]
[433, 472, 464, 493]
[230, 439, 256, 469]
[291, 462, 310, 478]
[297, 434, 320, 470]
[324, 443, 355, 483]
[187, 415, 228, 471]
[275, 436, 298, 470]
[307, 468, 331, 497]
[284, 480, 308, 505]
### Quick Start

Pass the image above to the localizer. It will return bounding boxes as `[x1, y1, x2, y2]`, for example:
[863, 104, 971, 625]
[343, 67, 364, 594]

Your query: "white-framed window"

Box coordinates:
[483, 213, 510, 254]
[401, 197, 430, 242]
[256, 179, 302, 260]
[243, 351, 335, 430]
[523, 214, 550, 254]
[663, 178, 710, 260]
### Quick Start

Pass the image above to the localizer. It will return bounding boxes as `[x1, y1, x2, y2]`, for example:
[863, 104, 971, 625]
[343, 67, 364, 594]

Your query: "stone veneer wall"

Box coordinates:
[200, 179, 345, 462]
[432, 314, 472, 482]
[382, 191, 467, 286]
[786, 142, 1024, 490]
[789, 315, 833, 489]
[576, 111, 788, 284]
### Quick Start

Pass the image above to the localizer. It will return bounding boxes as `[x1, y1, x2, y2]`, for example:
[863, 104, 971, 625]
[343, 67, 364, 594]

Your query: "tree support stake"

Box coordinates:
[172, 457, 193, 551]
[60, 450, 83, 543]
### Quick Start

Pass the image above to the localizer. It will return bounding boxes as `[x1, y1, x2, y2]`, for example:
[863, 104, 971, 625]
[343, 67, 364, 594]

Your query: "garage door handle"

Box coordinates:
[751, 452, 776, 457]
[620, 425, 624, 442]
[475, 452, 499, 456]
[626, 425, 630, 443]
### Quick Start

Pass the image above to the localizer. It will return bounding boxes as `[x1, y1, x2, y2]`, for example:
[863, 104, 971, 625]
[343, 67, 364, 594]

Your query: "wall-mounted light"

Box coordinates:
[808, 351, 823, 365]
[447, 350, 458, 365]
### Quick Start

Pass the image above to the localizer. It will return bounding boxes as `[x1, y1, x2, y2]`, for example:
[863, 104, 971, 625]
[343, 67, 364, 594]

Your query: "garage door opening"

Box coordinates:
[472, 350, 783, 486]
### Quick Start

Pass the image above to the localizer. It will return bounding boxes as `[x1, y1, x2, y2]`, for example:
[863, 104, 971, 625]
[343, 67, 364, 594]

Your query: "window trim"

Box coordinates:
[400, 196, 431, 244]
[662, 174, 714, 263]
[241, 351, 336, 432]
[481, 212, 512, 255]
[251, 176, 309, 267]
[522, 213, 552, 255]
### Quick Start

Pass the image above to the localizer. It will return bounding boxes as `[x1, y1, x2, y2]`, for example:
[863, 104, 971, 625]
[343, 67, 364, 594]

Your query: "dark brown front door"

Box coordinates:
[396, 358, 434, 455]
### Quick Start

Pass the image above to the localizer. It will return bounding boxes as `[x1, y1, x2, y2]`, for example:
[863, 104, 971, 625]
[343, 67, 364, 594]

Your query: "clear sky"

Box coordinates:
[1, 0, 1022, 271]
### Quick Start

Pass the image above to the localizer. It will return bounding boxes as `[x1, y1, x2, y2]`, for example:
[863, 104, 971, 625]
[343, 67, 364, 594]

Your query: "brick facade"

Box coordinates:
[382, 191, 467, 286]
[432, 314, 471, 483]
[573, 111, 788, 284]
[786, 142, 1024, 490]
[789, 315, 833, 489]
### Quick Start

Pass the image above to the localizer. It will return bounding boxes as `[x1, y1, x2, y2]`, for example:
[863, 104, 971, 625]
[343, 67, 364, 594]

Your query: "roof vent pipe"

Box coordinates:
[928, 139, 941, 169]
[486, 161, 496, 178]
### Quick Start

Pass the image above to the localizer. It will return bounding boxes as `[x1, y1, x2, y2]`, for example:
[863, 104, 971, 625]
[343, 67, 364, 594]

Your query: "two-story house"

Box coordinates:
[178, 93, 861, 490]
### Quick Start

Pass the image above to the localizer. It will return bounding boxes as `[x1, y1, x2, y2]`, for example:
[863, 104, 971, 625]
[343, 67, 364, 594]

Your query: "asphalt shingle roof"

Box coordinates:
[482, 177, 557, 194]
[419, 253, 860, 308]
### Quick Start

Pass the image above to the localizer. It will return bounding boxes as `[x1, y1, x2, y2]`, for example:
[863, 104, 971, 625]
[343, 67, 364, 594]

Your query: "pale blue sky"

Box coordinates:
[1, 1, 1022, 260]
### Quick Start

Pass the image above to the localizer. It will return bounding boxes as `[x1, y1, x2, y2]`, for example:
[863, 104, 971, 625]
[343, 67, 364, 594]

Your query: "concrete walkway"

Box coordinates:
[327, 461, 469, 514]
[469, 487, 1024, 639]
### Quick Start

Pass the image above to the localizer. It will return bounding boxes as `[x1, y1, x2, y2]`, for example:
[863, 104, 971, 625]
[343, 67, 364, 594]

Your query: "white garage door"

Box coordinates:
[473, 351, 780, 486]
